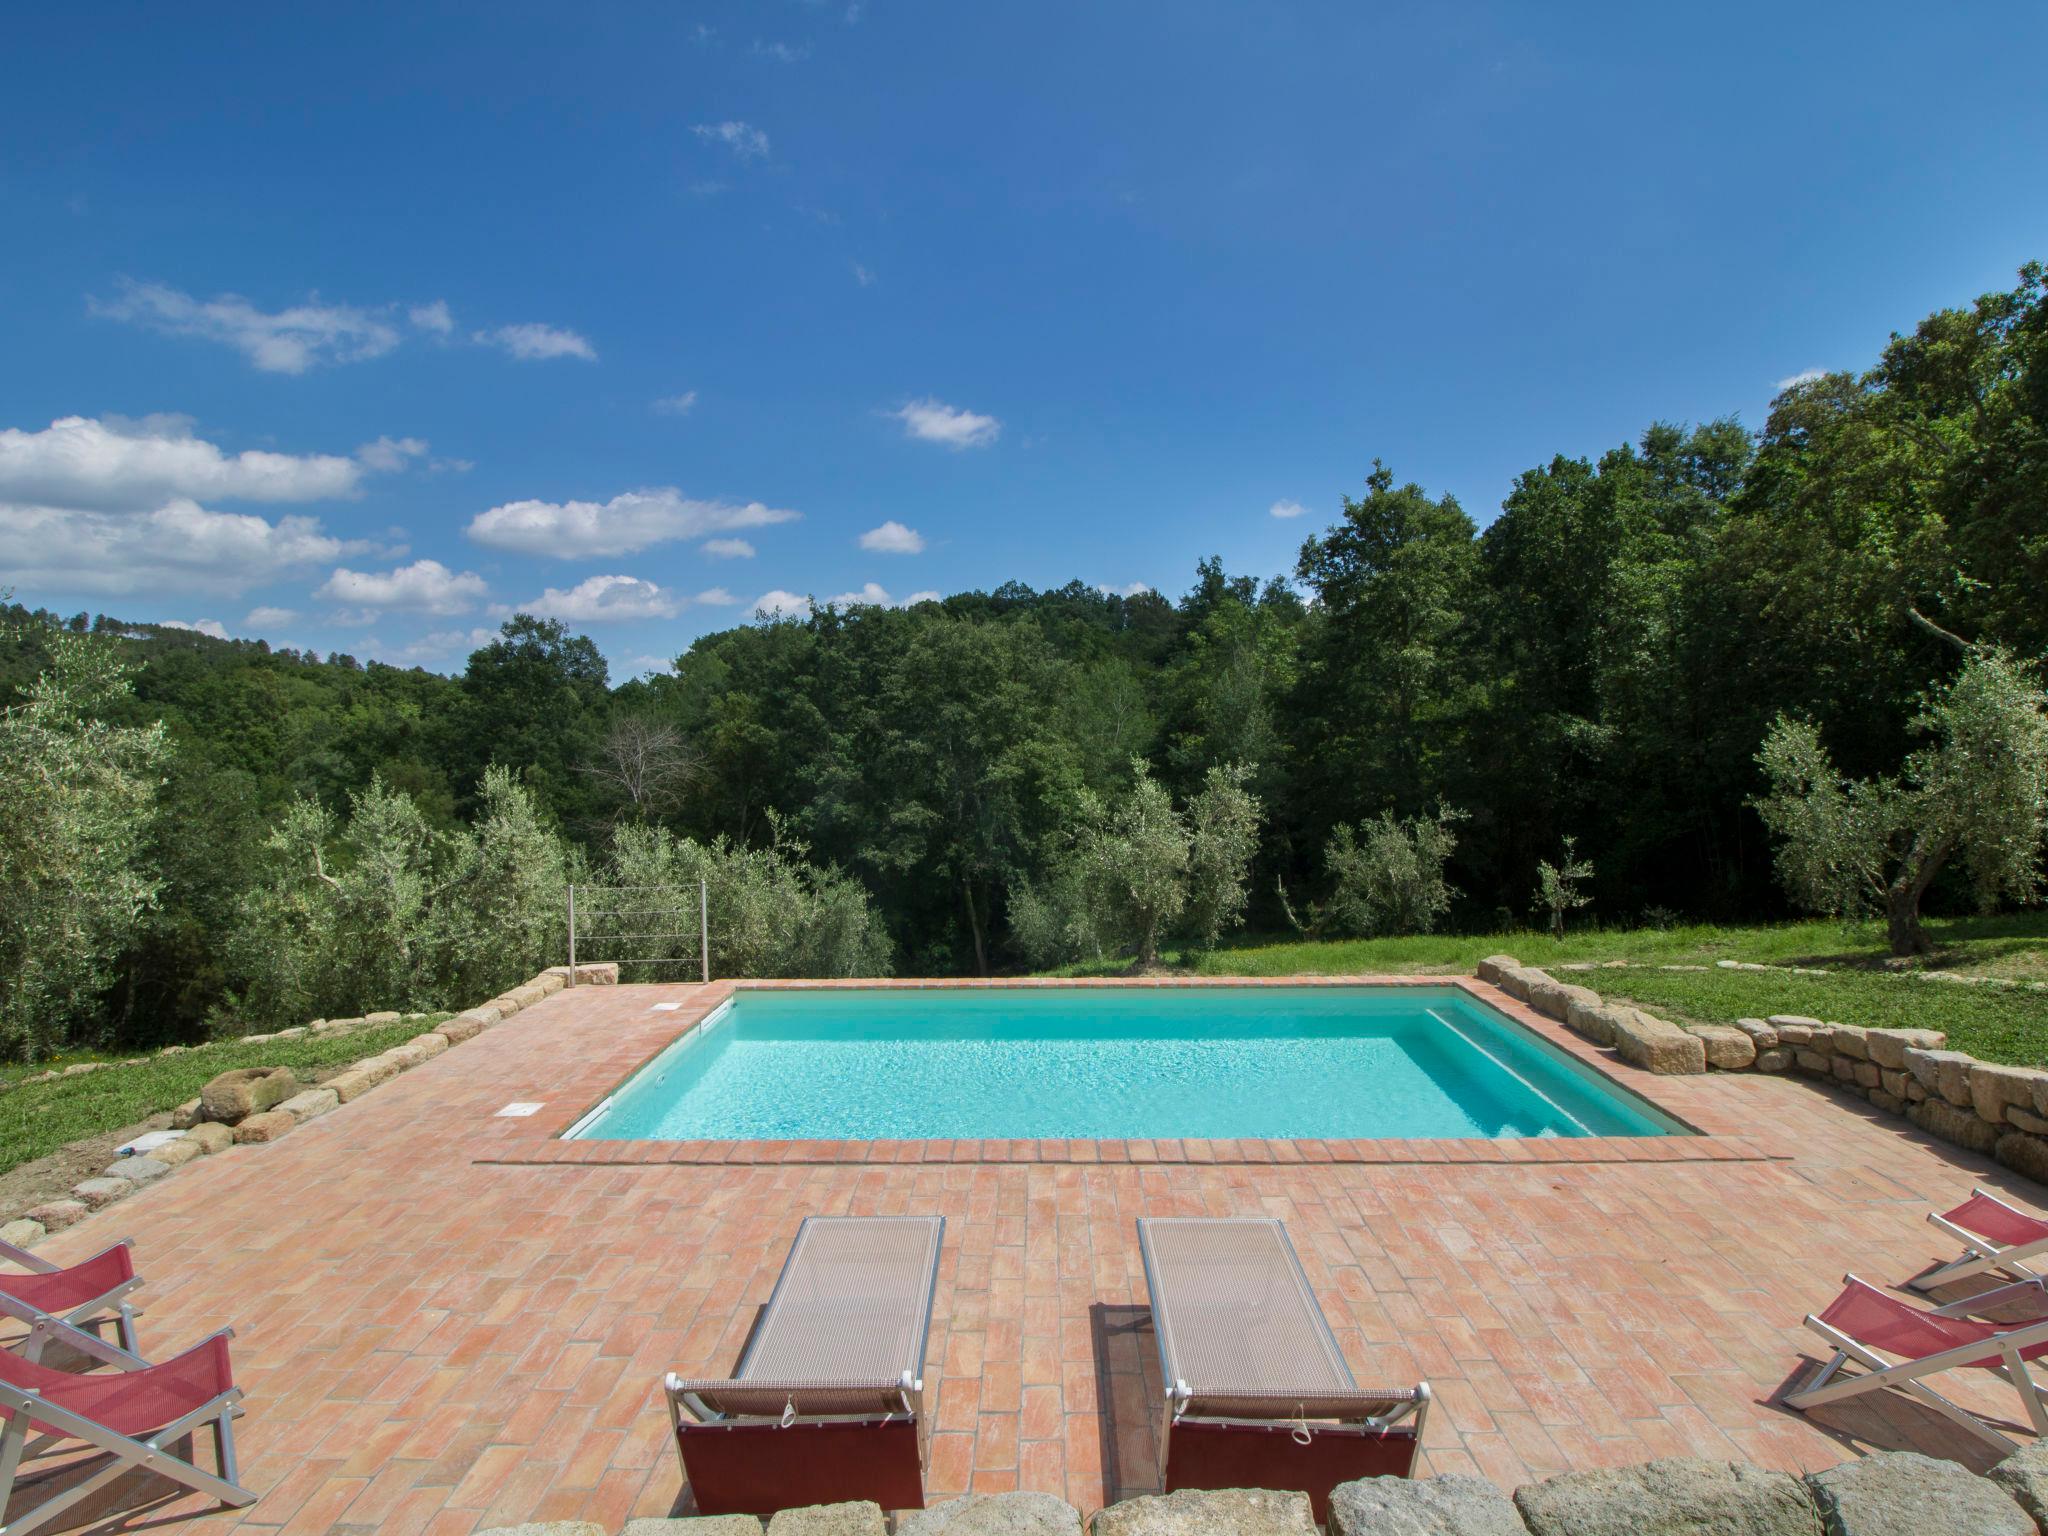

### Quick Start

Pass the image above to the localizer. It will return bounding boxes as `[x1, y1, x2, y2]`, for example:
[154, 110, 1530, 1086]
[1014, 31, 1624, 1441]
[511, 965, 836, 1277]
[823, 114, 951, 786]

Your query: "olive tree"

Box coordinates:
[1754, 647, 2048, 956]
[1534, 836, 1595, 940]
[0, 625, 167, 1060]
[1317, 805, 1465, 937]
[1012, 758, 1261, 969]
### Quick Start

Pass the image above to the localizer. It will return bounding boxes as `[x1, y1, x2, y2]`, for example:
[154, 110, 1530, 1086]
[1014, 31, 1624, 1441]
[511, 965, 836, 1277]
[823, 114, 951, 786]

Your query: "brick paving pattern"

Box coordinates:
[10, 977, 2041, 1535]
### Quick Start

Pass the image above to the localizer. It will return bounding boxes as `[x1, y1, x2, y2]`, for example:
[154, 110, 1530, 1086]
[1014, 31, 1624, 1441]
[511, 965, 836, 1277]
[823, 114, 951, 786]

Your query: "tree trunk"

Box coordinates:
[1885, 830, 1955, 958]
[961, 879, 989, 977]
[1136, 919, 1160, 970]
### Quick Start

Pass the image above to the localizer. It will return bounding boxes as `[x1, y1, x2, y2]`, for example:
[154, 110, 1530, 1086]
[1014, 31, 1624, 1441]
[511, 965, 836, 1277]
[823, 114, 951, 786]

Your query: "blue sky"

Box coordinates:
[3, 2, 2045, 676]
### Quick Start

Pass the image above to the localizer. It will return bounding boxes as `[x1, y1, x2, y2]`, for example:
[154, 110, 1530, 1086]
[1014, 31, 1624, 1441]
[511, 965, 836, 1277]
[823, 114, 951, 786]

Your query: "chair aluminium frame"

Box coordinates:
[1915, 1187, 2048, 1291]
[1786, 1272, 2048, 1451]
[664, 1214, 945, 1515]
[1136, 1217, 1429, 1522]
[0, 1330, 253, 1536]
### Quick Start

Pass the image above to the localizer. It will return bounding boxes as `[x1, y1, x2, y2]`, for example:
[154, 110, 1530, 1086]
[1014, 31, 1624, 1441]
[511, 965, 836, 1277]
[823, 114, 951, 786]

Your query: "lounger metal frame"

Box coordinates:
[1786, 1272, 2048, 1451]
[0, 1329, 252, 1536]
[0, 1241, 144, 1365]
[1915, 1187, 2048, 1291]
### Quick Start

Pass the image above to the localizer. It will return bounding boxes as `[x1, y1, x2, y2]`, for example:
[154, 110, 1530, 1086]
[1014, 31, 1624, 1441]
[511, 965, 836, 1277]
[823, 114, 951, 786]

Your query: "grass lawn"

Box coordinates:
[1049, 912, 2048, 1065]
[0, 1018, 446, 1178]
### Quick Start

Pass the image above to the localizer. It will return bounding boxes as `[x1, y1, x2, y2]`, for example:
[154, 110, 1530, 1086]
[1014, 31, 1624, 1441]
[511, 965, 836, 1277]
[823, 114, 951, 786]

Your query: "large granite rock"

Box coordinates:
[1476, 955, 1521, 987]
[621, 1520, 763, 1536]
[199, 1065, 298, 1123]
[103, 1156, 170, 1185]
[152, 1135, 207, 1169]
[0, 1219, 45, 1250]
[1909, 1098, 2001, 1155]
[276, 1087, 340, 1124]
[1524, 978, 1600, 1024]
[1997, 1131, 2048, 1187]
[183, 1121, 235, 1154]
[1806, 1451, 2033, 1535]
[1092, 1490, 1315, 1536]
[1863, 1027, 1945, 1070]
[899, 1494, 1082, 1536]
[233, 1109, 296, 1143]
[1990, 1442, 2048, 1528]
[1514, 1458, 1815, 1536]
[71, 1177, 132, 1209]
[170, 1096, 204, 1129]
[23, 1200, 88, 1232]
[438, 1015, 487, 1044]
[1329, 1475, 1528, 1536]
[1608, 1010, 1707, 1074]
[1687, 1023, 1758, 1070]
[1565, 998, 1626, 1046]
[1972, 1063, 2048, 1126]
[766, 1505, 887, 1536]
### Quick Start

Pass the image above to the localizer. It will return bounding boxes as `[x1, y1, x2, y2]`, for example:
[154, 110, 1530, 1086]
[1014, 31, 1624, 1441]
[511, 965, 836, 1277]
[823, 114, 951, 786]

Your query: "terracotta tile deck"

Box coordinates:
[14, 977, 2048, 1535]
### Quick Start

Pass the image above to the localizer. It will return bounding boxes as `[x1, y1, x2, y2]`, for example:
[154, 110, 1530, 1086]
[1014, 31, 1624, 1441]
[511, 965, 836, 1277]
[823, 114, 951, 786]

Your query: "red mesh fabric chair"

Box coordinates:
[1916, 1188, 2048, 1290]
[664, 1215, 944, 1515]
[0, 1331, 252, 1536]
[0, 1243, 143, 1364]
[1785, 1273, 2048, 1450]
[1136, 1218, 1430, 1524]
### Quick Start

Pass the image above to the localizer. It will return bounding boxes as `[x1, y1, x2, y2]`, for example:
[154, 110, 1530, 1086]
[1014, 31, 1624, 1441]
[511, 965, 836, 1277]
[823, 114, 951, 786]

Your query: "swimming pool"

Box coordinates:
[568, 985, 1685, 1142]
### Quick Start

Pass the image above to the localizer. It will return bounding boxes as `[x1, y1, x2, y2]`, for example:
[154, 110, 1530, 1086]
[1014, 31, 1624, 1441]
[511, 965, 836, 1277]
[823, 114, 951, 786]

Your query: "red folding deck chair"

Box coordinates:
[1136, 1217, 1431, 1523]
[1916, 1188, 2048, 1291]
[0, 1242, 143, 1363]
[0, 1331, 252, 1536]
[1785, 1274, 2048, 1451]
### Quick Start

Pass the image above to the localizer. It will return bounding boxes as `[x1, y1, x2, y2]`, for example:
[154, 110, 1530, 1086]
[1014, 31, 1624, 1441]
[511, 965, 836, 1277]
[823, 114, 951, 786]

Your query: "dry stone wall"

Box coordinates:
[1483, 953, 2048, 1188]
[0, 963, 617, 1254]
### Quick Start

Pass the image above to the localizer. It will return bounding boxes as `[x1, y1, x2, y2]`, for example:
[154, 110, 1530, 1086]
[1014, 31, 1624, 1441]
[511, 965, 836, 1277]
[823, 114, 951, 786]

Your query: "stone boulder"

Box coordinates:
[328, 1054, 402, 1102]
[1863, 1027, 1945, 1070]
[72, 1177, 132, 1210]
[620, 1520, 764, 1536]
[170, 1097, 204, 1129]
[0, 1219, 45, 1250]
[1732, 1017, 1779, 1049]
[1830, 1025, 1872, 1060]
[1515, 1459, 1815, 1536]
[1565, 998, 1629, 1047]
[23, 1200, 88, 1232]
[766, 1505, 887, 1536]
[1092, 1490, 1315, 1536]
[199, 1065, 298, 1124]
[233, 1109, 296, 1144]
[183, 1121, 235, 1154]
[1756, 1048, 1794, 1072]
[1997, 1132, 2048, 1187]
[1525, 978, 1600, 1024]
[1329, 1474, 1528, 1536]
[1476, 955, 1521, 986]
[276, 1088, 340, 1124]
[1807, 1450, 2033, 1535]
[1990, 1441, 2048, 1528]
[152, 1135, 207, 1169]
[103, 1156, 170, 1185]
[899, 1494, 1083, 1536]
[438, 1015, 487, 1044]
[1909, 1098, 2001, 1155]
[1686, 1023, 1758, 1070]
[1608, 1010, 1707, 1074]
[365, 1010, 402, 1023]
[1971, 1063, 2048, 1126]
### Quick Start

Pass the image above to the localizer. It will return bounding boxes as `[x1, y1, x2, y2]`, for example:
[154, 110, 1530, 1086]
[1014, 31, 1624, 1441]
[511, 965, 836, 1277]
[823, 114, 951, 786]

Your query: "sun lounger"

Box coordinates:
[1, 1241, 144, 1364]
[0, 1330, 253, 1536]
[664, 1215, 944, 1515]
[1786, 1273, 2048, 1450]
[1915, 1188, 2048, 1290]
[1136, 1217, 1430, 1521]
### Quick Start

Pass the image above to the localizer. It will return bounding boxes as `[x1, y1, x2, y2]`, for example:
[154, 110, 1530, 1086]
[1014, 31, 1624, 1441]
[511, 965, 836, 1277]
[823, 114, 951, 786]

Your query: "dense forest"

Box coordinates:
[4, 262, 2045, 1057]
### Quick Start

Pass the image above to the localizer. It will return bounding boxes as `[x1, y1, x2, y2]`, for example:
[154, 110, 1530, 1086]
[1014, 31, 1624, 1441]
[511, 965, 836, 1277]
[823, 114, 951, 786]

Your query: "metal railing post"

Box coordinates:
[700, 876, 710, 984]
[567, 883, 577, 984]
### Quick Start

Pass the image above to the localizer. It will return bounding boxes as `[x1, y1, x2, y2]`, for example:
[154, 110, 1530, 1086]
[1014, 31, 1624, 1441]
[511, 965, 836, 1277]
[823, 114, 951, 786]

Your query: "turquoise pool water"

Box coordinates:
[570, 986, 1685, 1142]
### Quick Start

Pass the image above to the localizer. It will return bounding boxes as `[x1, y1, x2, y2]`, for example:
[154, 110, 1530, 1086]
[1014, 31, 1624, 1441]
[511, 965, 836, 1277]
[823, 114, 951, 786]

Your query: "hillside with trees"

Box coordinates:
[3, 262, 2045, 1059]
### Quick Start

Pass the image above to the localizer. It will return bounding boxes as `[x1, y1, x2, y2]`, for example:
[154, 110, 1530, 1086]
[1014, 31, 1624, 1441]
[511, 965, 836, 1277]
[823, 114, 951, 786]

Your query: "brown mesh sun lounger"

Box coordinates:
[665, 1215, 944, 1514]
[1137, 1217, 1430, 1519]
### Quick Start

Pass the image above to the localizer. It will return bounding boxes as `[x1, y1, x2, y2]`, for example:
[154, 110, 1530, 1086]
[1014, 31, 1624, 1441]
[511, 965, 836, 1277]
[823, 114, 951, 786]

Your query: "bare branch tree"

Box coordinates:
[579, 715, 704, 821]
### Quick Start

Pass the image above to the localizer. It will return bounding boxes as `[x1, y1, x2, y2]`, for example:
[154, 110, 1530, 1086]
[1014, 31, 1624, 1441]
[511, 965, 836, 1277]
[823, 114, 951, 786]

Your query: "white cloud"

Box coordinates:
[245, 605, 298, 627]
[390, 627, 497, 667]
[161, 618, 229, 639]
[859, 519, 926, 554]
[904, 590, 941, 605]
[631, 654, 677, 676]
[693, 120, 771, 160]
[823, 583, 942, 610]
[852, 263, 876, 287]
[319, 559, 488, 615]
[90, 279, 404, 374]
[474, 323, 597, 362]
[1097, 581, 1151, 598]
[697, 587, 738, 605]
[752, 39, 810, 62]
[890, 397, 999, 449]
[356, 435, 430, 473]
[702, 538, 755, 559]
[468, 486, 800, 558]
[409, 300, 455, 335]
[753, 589, 812, 620]
[517, 574, 689, 622]
[0, 414, 361, 509]
[653, 391, 699, 416]
[1268, 499, 1307, 520]
[1775, 368, 1829, 392]
[0, 499, 362, 596]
